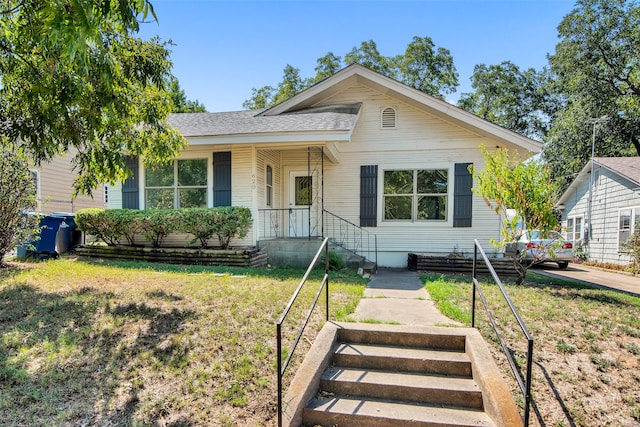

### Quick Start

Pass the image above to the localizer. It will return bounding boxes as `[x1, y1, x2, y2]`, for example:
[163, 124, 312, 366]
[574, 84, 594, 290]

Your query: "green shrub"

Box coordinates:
[110, 209, 143, 245]
[178, 208, 217, 247]
[138, 209, 180, 248]
[0, 149, 39, 262]
[75, 208, 120, 246]
[75, 207, 252, 249]
[320, 249, 346, 271]
[209, 206, 252, 249]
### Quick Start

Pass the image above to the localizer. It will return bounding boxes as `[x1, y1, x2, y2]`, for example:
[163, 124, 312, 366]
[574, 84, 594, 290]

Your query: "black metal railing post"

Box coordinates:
[276, 237, 330, 426]
[472, 239, 533, 427]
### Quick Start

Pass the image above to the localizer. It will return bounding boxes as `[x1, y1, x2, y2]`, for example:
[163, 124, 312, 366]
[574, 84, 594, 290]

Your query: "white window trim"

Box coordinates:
[265, 163, 273, 207]
[143, 157, 209, 209]
[617, 206, 640, 251]
[381, 167, 451, 224]
[566, 215, 584, 243]
[30, 169, 41, 210]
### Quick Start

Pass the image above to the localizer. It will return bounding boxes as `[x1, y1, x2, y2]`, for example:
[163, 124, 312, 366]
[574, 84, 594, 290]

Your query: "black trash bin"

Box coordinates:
[51, 212, 79, 253]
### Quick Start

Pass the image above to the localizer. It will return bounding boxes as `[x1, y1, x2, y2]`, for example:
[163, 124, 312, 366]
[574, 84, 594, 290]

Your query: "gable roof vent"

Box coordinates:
[381, 107, 397, 129]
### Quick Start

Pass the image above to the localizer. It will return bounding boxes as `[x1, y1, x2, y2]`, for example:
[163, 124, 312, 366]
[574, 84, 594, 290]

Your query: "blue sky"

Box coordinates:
[140, 0, 576, 112]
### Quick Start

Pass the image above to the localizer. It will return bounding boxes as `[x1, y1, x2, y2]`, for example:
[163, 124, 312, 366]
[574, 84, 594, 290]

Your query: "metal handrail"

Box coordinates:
[276, 237, 329, 427]
[322, 209, 377, 266]
[258, 207, 312, 240]
[472, 239, 533, 427]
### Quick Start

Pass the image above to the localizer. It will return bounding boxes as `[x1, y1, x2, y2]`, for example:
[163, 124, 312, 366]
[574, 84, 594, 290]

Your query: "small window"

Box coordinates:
[104, 185, 109, 204]
[566, 216, 583, 243]
[618, 206, 640, 251]
[381, 107, 397, 129]
[266, 165, 273, 207]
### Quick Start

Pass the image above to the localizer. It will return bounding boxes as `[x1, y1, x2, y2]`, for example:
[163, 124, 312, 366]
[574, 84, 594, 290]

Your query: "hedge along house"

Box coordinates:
[556, 157, 640, 266]
[107, 64, 541, 267]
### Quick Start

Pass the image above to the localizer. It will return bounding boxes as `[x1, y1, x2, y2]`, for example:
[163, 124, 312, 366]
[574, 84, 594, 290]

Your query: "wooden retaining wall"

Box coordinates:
[75, 245, 268, 268]
[408, 253, 520, 278]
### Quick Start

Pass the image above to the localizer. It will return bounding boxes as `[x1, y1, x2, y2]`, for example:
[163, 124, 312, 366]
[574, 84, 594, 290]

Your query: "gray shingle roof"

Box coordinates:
[595, 157, 640, 186]
[167, 104, 361, 137]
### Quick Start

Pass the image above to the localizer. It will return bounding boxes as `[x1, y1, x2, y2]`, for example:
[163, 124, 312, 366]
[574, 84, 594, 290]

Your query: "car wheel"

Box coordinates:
[557, 261, 569, 269]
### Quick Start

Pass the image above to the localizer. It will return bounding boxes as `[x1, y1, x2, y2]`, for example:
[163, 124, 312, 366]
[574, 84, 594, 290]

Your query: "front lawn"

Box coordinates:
[424, 272, 640, 426]
[0, 258, 366, 426]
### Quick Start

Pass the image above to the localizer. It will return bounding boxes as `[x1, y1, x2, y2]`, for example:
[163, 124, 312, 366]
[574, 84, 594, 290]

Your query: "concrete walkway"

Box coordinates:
[352, 268, 461, 326]
[535, 263, 640, 298]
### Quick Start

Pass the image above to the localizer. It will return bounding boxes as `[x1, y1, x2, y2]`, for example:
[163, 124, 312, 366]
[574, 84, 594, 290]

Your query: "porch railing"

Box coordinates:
[322, 209, 377, 265]
[472, 239, 533, 426]
[258, 208, 312, 240]
[276, 237, 329, 427]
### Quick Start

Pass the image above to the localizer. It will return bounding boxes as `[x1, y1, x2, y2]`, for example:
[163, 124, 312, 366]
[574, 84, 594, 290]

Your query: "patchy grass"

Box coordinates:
[422, 271, 640, 426]
[0, 258, 366, 426]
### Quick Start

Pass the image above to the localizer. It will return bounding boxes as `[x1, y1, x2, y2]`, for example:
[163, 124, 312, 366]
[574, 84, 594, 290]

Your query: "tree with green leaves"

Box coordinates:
[473, 146, 560, 283]
[167, 77, 206, 113]
[243, 36, 459, 109]
[393, 36, 458, 98]
[0, 147, 39, 264]
[0, 0, 186, 196]
[458, 61, 555, 140]
[544, 0, 640, 192]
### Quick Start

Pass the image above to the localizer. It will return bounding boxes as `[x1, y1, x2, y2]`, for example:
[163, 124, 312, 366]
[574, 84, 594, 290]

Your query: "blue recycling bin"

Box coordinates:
[32, 215, 66, 258]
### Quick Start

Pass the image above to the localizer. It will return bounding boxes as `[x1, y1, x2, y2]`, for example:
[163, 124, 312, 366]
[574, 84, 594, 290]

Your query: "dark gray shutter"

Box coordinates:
[360, 165, 378, 227]
[453, 162, 473, 227]
[122, 156, 139, 209]
[213, 151, 232, 207]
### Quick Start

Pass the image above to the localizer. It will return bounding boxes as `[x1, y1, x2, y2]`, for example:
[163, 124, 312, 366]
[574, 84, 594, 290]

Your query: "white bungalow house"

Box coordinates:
[557, 157, 640, 266]
[107, 64, 541, 267]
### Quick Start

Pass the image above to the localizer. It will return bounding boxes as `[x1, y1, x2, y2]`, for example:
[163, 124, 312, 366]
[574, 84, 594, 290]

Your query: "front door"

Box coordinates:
[288, 171, 316, 237]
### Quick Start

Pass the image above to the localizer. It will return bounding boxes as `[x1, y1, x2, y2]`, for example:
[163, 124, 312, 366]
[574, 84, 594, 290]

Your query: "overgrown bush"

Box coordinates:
[0, 149, 39, 263]
[75, 207, 252, 249]
[138, 209, 181, 248]
[207, 206, 252, 249]
[75, 208, 121, 246]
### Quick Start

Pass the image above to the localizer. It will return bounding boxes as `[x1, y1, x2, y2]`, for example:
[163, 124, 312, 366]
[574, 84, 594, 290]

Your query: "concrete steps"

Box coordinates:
[301, 327, 497, 427]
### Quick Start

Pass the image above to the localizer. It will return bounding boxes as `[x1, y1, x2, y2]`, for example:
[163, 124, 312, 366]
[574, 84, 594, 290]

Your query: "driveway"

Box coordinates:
[533, 263, 640, 297]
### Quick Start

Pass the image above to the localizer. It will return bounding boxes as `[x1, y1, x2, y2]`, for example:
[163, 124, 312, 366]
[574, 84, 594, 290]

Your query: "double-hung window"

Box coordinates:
[266, 165, 273, 207]
[566, 216, 583, 243]
[145, 159, 208, 209]
[618, 207, 640, 251]
[383, 169, 448, 221]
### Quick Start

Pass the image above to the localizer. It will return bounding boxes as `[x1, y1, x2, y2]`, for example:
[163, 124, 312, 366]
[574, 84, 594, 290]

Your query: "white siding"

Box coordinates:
[563, 164, 640, 265]
[38, 150, 106, 213]
[315, 85, 506, 266]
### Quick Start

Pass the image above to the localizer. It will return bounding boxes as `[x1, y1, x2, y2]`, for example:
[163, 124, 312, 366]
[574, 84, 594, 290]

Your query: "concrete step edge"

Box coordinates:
[338, 328, 467, 350]
[333, 343, 472, 377]
[320, 366, 483, 409]
[303, 395, 496, 427]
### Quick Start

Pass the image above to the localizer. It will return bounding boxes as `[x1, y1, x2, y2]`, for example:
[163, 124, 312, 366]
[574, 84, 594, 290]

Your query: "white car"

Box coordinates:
[504, 230, 573, 269]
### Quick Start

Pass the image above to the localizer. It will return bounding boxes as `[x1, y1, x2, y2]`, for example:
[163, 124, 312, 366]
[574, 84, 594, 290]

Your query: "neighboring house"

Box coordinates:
[557, 157, 640, 266]
[32, 149, 107, 214]
[107, 64, 541, 267]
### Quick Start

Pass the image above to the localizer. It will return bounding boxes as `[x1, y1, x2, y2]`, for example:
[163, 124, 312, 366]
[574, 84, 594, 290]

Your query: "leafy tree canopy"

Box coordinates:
[543, 0, 640, 191]
[458, 62, 557, 141]
[0, 0, 186, 196]
[243, 36, 458, 109]
[167, 77, 206, 113]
